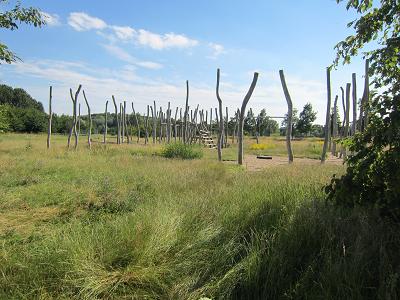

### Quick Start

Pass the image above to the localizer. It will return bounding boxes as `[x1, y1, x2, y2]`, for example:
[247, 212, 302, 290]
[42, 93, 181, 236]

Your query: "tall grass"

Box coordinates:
[0, 134, 399, 299]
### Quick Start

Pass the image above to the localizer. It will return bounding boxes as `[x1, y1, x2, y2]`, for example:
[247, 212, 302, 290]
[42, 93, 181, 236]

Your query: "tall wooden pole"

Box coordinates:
[216, 69, 224, 161]
[104, 101, 108, 144]
[183, 80, 189, 144]
[279, 70, 294, 163]
[112, 96, 120, 144]
[321, 67, 332, 163]
[352, 73, 357, 135]
[47, 86, 52, 149]
[82, 90, 92, 149]
[238, 72, 259, 165]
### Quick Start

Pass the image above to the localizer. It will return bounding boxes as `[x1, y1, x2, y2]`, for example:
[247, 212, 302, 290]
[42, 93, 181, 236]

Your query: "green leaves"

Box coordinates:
[0, 2, 46, 63]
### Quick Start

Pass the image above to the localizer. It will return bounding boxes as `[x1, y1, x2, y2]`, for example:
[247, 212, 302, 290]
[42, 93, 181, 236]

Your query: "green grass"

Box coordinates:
[0, 133, 399, 299]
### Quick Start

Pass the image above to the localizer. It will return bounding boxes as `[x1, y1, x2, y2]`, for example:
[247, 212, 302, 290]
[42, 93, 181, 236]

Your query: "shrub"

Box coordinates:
[161, 142, 203, 159]
[249, 143, 276, 151]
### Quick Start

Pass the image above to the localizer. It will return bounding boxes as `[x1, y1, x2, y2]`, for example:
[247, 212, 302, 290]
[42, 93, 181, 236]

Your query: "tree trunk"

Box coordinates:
[104, 101, 108, 144]
[279, 70, 294, 163]
[83, 90, 92, 149]
[321, 68, 332, 163]
[238, 72, 259, 165]
[47, 86, 52, 149]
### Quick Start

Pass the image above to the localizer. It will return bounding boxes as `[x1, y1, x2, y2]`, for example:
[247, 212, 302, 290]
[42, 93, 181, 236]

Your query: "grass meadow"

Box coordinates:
[0, 134, 399, 299]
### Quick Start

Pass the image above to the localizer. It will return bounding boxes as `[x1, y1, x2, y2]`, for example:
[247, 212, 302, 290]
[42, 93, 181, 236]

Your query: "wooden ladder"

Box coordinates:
[199, 129, 217, 149]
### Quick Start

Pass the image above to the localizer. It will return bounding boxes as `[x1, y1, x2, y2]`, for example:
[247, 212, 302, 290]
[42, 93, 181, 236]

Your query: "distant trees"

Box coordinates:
[296, 103, 317, 136]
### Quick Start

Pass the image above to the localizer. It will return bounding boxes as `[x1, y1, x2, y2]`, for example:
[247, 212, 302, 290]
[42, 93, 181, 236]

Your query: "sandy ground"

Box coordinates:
[227, 154, 344, 171]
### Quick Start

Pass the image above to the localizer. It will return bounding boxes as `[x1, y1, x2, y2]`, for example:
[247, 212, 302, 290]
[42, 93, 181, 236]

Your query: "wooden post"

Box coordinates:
[104, 101, 108, 144]
[69, 85, 82, 150]
[124, 101, 130, 144]
[352, 73, 357, 135]
[225, 106, 229, 148]
[331, 95, 338, 156]
[279, 70, 294, 163]
[183, 80, 189, 144]
[361, 59, 370, 131]
[120, 103, 124, 143]
[145, 105, 149, 144]
[174, 107, 178, 142]
[159, 106, 163, 143]
[82, 90, 92, 149]
[112, 96, 120, 144]
[47, 86, 52, 149]
[152, 101, 157, 144]
[343, 83, 351, 159]
[179, 108, 183, 141]
[216, 69, 224, 161]
[238, 72, 259, 165]
[78, 103, 82, 137]
[209, 108, 213, 134]
[167, 102, 171, 143]
[132, 103, 140, 143]
[321, 68, 332, 163]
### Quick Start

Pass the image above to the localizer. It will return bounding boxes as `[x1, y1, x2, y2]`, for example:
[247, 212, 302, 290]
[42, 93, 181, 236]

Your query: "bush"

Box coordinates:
[161, 142, 203, 159]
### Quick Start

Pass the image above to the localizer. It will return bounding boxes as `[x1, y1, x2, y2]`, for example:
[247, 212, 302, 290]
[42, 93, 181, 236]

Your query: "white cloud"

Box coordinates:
[208, 43, 225, 59]
[135, 30, 198, 50]
[67, 12, 199, 50]
[102, 44, 163, 69]
[111, 25, 136, 40]
[68, 12, 107, 31]
[41, 12, 61, 26]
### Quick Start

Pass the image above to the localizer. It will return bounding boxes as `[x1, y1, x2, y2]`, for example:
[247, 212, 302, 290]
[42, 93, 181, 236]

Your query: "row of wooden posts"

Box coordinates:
[47, 62, 370, 165]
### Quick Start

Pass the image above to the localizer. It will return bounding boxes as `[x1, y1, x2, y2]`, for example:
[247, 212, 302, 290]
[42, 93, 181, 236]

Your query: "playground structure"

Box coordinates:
[46, 60, 370, 165]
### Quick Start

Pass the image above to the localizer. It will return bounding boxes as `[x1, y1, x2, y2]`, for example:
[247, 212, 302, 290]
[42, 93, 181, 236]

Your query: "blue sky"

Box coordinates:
[0, 0, 368, 123]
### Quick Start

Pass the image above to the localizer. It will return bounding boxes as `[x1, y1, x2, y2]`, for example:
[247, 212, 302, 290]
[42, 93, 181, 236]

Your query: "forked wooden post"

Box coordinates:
[69, 85, 82, 150]
[47, 86, 52, 149]
[82, 90, 92, 149]
[216, 69, 224, 161]
[104, 101, 108, 144]
[279, 70, 294, 163]
[321, 67, 332, 163]
[124, 101, 130, 144]
[238, 72, 259, 165]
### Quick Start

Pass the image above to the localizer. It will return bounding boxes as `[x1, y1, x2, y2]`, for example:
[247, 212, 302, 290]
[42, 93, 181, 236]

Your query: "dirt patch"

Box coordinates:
[226, 154, 344, 171]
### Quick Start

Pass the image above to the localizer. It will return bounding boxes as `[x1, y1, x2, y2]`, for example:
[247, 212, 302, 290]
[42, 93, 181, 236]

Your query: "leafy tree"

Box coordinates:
[326, 0, 400, 219]
[0, 0, 46, 63]
[0, 105, 10, 132]
[296, 102, 317, 136]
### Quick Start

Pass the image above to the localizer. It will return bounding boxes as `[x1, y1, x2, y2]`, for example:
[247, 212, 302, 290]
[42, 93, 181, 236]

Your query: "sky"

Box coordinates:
[0, 0, 369, 124]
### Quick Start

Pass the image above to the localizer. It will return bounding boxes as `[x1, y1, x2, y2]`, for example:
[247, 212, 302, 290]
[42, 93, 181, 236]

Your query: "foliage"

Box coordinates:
[327, 0, 400, 219]
[0, 0, 46, 63]
[281, 108, 299, 136]
[1, 135, 399, 299]
[296, 102, 317, 136]
[0, 105, 10, 132]
[161, 142, 203, 159]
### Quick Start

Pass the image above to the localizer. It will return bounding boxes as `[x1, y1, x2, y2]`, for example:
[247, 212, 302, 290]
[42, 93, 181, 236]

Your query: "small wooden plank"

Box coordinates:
[256, 155, 272, 160]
